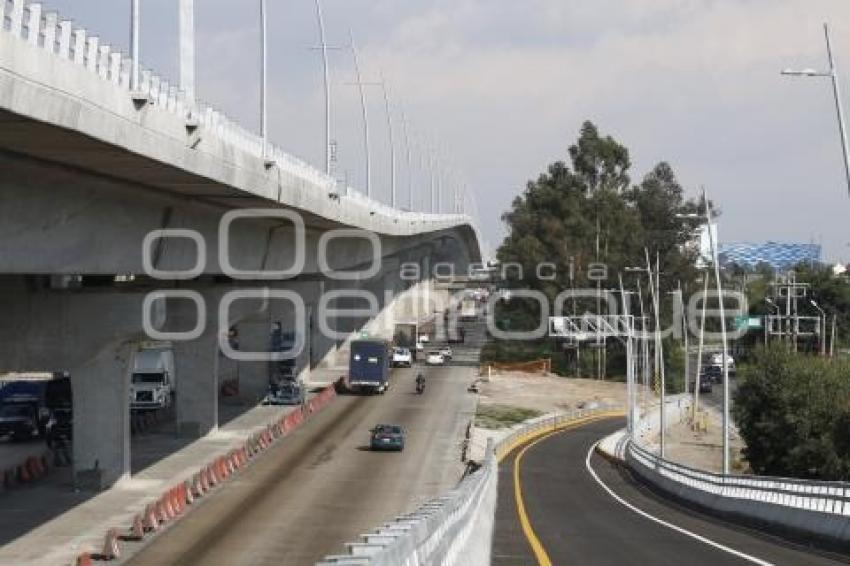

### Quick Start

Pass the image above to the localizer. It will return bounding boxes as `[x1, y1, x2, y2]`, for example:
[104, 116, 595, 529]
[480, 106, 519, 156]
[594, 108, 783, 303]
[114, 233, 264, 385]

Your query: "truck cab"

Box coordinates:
[130, 343, 175, 411]
[0, 393, 47, 440]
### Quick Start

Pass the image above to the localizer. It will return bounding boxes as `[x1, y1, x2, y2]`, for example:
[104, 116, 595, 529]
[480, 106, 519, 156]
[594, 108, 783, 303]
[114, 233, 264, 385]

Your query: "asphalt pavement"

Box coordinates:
[126, 363, 477, 566]
[493, 418, 849, 566]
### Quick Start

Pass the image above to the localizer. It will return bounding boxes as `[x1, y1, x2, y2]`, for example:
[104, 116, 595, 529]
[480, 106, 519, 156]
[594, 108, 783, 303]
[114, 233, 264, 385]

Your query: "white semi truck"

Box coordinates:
[130, 342, 176, 411]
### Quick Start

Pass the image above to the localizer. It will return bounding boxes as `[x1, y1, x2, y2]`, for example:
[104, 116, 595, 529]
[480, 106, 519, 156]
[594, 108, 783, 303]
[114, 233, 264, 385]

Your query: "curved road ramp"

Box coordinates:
[320, 407, 621, 565]
[622, 431, 850, 547]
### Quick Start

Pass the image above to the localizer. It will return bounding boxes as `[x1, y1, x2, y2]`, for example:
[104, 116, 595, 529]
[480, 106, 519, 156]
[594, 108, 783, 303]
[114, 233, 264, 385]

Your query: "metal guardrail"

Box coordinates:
[627, 440, 850, 517]
[320, 406, 623, 565]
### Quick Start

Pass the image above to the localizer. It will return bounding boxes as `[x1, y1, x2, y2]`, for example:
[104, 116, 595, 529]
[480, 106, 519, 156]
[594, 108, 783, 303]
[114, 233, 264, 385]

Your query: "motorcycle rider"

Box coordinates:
[415, 373, 425, 392]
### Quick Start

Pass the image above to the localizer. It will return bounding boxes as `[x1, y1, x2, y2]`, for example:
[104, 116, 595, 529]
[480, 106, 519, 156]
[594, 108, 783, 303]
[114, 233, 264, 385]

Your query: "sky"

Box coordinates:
[39, 0, 850, 261]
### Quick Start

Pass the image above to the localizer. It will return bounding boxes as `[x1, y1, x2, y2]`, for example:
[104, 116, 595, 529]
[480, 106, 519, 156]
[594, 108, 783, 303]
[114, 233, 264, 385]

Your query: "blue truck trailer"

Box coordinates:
[347, 339, 391, 394]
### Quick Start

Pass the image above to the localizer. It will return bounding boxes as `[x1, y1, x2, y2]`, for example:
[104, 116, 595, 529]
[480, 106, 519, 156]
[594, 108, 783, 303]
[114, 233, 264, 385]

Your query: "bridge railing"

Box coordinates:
[627, 440, 850, 516]
[319, 405, 622, 565]
[0, 0, 473, 227]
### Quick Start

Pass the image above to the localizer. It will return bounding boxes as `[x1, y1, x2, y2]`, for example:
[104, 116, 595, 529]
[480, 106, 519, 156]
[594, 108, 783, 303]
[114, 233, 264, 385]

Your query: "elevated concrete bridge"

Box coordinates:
[0, 1, 482, 488]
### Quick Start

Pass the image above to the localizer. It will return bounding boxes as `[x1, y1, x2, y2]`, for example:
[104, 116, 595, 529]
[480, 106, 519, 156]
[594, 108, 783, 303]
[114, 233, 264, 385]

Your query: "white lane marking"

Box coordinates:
[585, 441, 774, 566]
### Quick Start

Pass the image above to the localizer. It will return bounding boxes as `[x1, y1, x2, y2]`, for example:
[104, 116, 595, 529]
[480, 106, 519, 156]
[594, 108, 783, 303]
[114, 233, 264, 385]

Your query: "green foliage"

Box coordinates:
[733, 346, 850, 480]
[475, 404, 544, 429]
[497, 121, 701, 305]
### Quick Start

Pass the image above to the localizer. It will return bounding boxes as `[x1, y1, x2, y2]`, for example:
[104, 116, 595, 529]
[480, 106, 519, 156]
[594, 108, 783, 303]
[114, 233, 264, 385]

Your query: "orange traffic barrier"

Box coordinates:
[128, 514, 144, 541]
[76, 552, 93, 566]
[101, 528, 121, 560]
[143, 503, 159, 532]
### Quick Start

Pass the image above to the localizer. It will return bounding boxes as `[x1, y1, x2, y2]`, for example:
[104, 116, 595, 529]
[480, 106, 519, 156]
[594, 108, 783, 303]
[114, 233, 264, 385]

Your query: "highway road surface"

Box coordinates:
[126, 364, 476, 566]
[493, 418, 848, 566]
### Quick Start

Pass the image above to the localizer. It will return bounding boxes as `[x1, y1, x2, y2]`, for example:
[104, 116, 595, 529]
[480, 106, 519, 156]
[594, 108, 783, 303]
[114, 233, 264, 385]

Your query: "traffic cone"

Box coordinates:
[143, 503, 159, 532]
[128, 514, 144, 541]
[206, 465, 218, 487]
[191, 473, 204, 498]
[101, 528, 121, 560]
[199, 469, 210, 492]
[155, 499, 169, 523]
[184, 480, 194, 505]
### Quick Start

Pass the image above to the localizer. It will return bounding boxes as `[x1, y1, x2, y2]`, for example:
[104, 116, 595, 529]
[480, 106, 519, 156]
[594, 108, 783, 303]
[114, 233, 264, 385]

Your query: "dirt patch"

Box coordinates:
[477, 371, 626, 414]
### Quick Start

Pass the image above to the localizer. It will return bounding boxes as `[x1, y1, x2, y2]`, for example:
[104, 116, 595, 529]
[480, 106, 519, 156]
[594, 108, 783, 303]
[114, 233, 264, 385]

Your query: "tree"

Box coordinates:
[498, 120, 701, 303]
[734, 346, 850, 480]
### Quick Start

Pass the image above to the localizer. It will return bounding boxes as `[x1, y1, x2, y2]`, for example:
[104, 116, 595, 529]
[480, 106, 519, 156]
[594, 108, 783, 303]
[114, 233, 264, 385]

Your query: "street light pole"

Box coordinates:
[399, 108, 413, 210]
[825, 24, 850, 198]
[378, 73, 397, 208]
[314, 0, 331, 176]
[260, 0, 268, 147]
[811, 300, 827, 356]
[703, 188, 731, 474]
[637, 255, 665, 459]
[782, 23, 850, 198]
[130, 0, 140, 91]
[349, 30, 371, 198]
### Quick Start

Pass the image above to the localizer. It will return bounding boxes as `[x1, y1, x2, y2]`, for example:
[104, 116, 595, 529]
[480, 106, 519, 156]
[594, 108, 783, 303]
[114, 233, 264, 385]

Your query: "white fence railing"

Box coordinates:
[0, 0, 473, 228]
[628, 440, 850, 517]
[320, 406, 623, 565]
[626, 430, 850, 543]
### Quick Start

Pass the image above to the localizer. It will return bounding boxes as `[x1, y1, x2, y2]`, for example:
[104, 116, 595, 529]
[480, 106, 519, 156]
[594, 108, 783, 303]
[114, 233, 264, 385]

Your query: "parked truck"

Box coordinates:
[347, 339, 391, 394]
[130, 342, 175, 411]
[0, 381, 48, 441]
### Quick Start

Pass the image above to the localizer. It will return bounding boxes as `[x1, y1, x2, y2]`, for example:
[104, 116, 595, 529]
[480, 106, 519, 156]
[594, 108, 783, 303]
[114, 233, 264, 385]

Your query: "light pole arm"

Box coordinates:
[825, 23, 850, 198]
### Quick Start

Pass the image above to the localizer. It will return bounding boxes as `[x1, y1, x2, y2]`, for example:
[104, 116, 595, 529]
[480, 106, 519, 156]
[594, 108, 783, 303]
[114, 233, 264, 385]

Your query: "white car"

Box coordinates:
[418, 334, 430, 344]
[392, 347, 412, 368]
[426, 351, 445, 365]
[709, 353, 735, 370]
[439, 346, 453, 360]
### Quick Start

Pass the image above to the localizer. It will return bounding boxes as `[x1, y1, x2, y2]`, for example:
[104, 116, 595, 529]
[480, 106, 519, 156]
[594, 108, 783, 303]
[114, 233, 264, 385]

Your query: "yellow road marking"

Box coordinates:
[509, 412, 625, 566]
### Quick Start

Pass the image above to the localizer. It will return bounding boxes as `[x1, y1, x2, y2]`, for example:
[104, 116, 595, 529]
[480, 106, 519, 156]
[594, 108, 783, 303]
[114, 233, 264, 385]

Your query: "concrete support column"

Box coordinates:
[173, 328, 219, 438]
[72, 341, 133, 490]
[236, 318, 271, 403]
